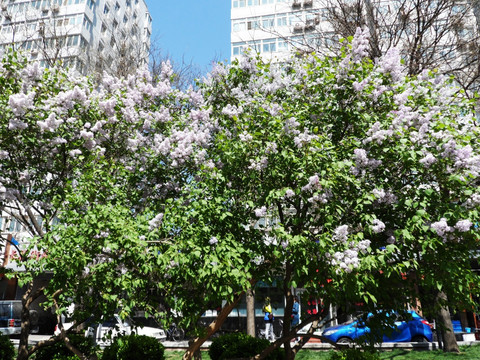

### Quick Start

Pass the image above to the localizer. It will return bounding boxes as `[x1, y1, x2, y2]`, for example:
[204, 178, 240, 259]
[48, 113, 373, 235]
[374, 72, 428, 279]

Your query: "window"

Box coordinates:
[80, 35, 88, 48]
[115, 2, 120, 12]
[76, 60, 85, 75]
[104, 4, 109, 14]
[289, 12, 302, 26]
[8, 218, 22, 232]
[101, 23, 107, 33]
[67, 34, 79, 46]
[67, 0, 86, 4]
[247, 17, 260, 30]
[262, 15, 274, 29]
[87, 0, 95, 10]
[439, 46, 455, 60]
[112, 19, 118, 29]
[277, 13, 287, 27]
[126, 0, 132, 7]
[262, 0, 274, 4]
[324, 32, 335, 46]
[83, 16, 93, 31]
[320, 8, 331, 21]
[68, 15, 83, 25]
[248, 0, 260, 5]
[131, 25, 138, 37]
[123, 15, 128, 23]
[278, 39, 288, 51]
[305, 34, 321, 48]
[232, 41, 246, 55]
[262, 39, 276, 53]
[233, 19, 246, 32]
[248, 40, 261, 52]
[233, 0, 246, 8]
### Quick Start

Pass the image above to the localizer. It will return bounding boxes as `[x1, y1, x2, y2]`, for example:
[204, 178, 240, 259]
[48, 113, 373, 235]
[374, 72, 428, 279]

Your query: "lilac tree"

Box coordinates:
[195, 28, 479, 358]
[0, 50, 215, 359]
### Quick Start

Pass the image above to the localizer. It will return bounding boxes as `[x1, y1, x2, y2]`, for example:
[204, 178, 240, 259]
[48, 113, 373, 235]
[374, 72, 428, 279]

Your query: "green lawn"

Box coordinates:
[165, 344, 480, 360]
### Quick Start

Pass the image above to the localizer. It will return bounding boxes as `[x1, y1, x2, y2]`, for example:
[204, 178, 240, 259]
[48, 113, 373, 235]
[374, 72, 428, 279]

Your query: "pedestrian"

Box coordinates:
[291, 295, 300, 343]
[262, 297, 275, 341]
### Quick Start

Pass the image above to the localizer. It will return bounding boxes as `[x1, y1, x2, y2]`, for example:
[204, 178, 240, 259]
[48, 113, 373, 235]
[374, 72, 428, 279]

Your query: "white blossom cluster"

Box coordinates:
[351, 148, 382, 176]
[430, 218, 473, 240]
[372, 188, 397, 205]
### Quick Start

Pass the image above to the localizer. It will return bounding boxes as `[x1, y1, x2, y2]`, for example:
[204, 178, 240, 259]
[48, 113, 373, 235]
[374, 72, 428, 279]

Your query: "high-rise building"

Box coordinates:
[230, 0, 479, 92]
[0, 0, 152, 75]
[231, 0, 326, 62]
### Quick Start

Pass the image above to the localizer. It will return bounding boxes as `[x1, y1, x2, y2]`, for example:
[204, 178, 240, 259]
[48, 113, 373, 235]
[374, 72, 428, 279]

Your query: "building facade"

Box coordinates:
[231, 0, 326, 62]
[0, 0, 152, 75]
[230, 0, 478, 87]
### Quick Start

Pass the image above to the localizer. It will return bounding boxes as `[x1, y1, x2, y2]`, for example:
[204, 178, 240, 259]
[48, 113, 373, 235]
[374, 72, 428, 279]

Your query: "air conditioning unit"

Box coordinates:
[52, 4, 60, 12]
[305, 20, 315, 29]
[292, 0, 301, 7]
[31, 49, 38, 55]
[294, 23, 303, 32]
[303, 0, 313, 6]
[1, 4, 7, 11]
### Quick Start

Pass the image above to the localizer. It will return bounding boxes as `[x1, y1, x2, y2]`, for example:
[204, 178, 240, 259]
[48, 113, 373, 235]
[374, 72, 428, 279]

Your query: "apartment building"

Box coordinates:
[230, 0, 478, 83]
[231, 0, 326, 62]
[0, 0, 152, 75]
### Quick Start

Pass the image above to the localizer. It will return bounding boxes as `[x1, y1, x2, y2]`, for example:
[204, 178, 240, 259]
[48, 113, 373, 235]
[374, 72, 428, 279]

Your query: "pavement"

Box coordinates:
[11, 335, 479, 351]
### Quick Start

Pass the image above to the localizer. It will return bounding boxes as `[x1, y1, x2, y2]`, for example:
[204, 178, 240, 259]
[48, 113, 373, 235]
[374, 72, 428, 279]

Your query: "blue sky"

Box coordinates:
[144, 1, 231, 73]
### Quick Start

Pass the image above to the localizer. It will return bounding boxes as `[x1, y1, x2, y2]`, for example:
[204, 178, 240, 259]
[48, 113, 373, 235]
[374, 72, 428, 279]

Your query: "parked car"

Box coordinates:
[321, 310, 433, 344]
[85, 314, 166, 345]
[0, 301, 21, 336]
[0, 300, 40, 335]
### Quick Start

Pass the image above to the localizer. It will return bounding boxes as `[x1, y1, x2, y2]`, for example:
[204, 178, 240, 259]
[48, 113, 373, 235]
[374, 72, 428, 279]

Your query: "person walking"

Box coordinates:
[262, 297, 275, 341]
[291, 296, 300, 343]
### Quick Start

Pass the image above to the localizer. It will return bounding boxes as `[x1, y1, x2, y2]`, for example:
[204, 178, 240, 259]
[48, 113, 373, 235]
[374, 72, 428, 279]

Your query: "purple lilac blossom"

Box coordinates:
[431, 218, 453, 237]
[148, 213, 164, 230]
[333, 225, 349, 244]
[372, 219, 385, 234]
[255, 206, 267, 218]
[455, 220, 472, 232]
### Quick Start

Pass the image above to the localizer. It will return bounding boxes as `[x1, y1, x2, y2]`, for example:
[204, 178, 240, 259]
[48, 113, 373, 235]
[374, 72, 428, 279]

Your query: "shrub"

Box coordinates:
[33, 334, 98, 360]
[209, 332, 285, 360]
[101, 334, 165, 360]
[328, 349, 380, 360]
[0, 333, 15, 360]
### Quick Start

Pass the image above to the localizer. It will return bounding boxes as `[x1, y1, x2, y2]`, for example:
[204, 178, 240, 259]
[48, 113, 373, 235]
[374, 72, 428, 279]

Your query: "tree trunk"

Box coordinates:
[435, 291, 459, 353]
[17, 284, 33, 360]
[282, 263, 294, 360]
[182, 293, 244, 360]
[246, 287, 256, 337]
[364, 0, 382, 59]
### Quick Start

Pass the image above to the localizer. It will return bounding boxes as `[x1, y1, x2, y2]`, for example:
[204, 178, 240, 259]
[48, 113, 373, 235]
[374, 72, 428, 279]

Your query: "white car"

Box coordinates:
[85, 314, 166, 346]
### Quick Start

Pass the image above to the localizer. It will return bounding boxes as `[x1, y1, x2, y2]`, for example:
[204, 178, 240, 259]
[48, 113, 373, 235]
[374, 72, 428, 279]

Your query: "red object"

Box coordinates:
[8, 319, 14, 327]
[421, 320, 433, 329]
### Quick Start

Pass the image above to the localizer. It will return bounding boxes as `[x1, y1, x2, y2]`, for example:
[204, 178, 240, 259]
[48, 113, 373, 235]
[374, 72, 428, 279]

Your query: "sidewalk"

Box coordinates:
[12, 335, 479, 351]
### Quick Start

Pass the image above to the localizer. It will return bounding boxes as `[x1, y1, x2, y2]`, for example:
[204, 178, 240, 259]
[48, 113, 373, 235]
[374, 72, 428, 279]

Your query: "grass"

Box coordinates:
[164, 344, 480, 360]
